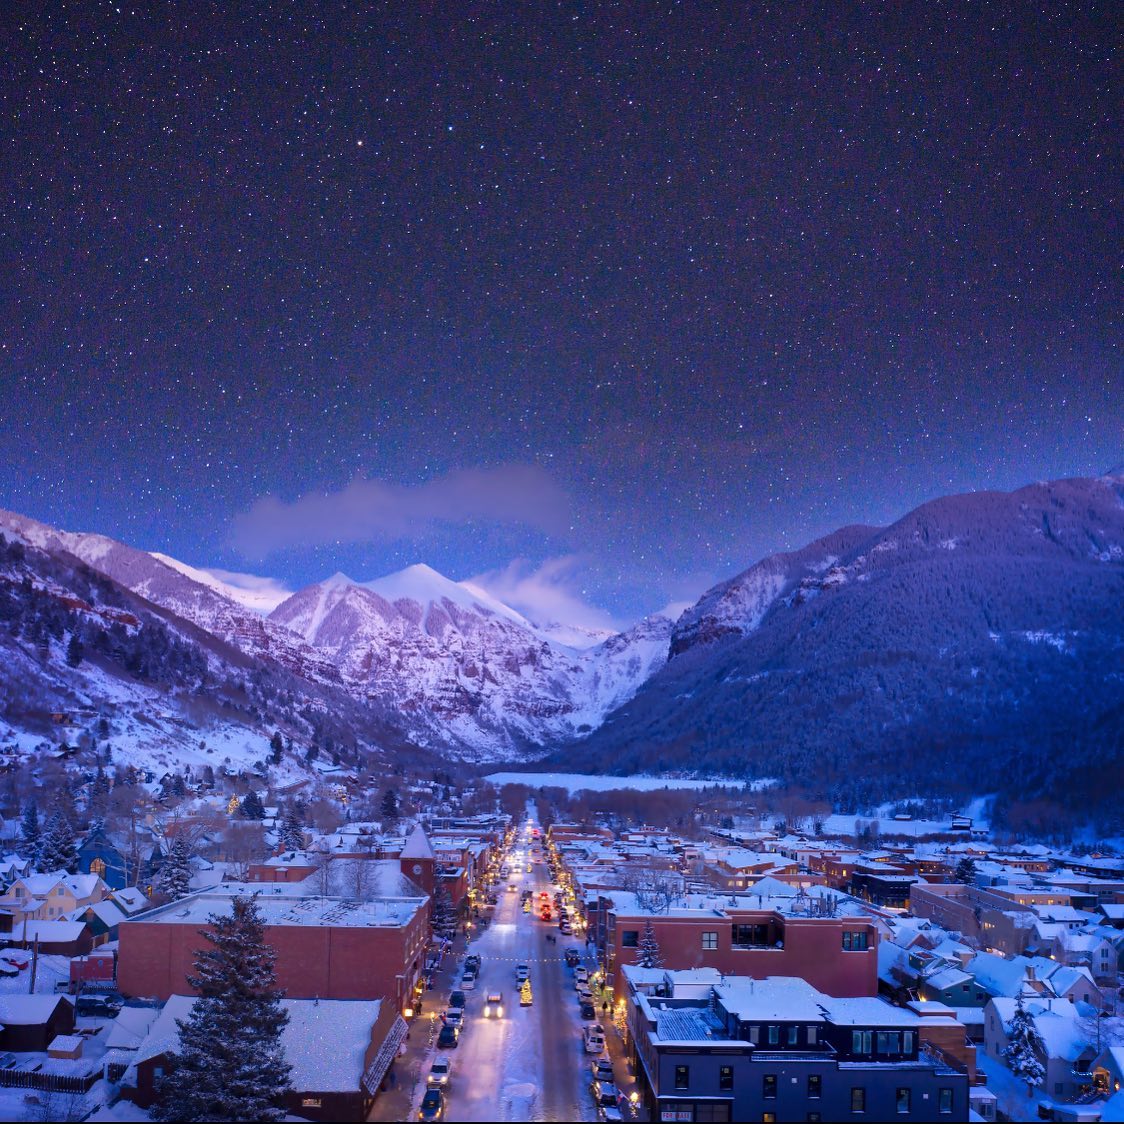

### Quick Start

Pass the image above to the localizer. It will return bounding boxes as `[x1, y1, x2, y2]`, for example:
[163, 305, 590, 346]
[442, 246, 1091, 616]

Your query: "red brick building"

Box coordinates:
[605, 899, 879, 1001]
[118, 882, 429, 1010]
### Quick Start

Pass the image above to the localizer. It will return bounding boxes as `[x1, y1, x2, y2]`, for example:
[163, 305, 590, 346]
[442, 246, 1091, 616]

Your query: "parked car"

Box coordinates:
[419, 1088, 445, 1121]
[437, 1024, 459, 1049]
[76, 994, 123, 1018]
[465, 955, 482, 972]
[592, 1058, 614, 1083]
[580, 1000, 596, 1020]
[591, 1078, 620, 1107]
[448, 990, 467, 1009]
[443, 1008, 464, 1030]
[574, 967, 589, 985]
[484, 991, 504, 1018]
[0, 962, 18, 979]
[0, 952, 29, 970]
[577, 987, 594, 1005]
[565, 948, 581, 967]
[585, 1024, 607, 1054]
[427, 1057, 451, 1087]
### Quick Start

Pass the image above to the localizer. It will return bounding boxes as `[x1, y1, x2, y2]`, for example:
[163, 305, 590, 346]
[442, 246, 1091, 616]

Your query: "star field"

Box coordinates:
[1, 3, 1119, 620]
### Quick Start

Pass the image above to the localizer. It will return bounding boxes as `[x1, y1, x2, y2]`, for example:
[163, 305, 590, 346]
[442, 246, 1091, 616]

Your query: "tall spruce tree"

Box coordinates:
[636, 918, 665, 969]
[37, 811, 78, 873]
[1003, 994, 1046, 1095]
[20, 800, 41, 861]
[154, 895, 291, 1122]
[379, 787, 399, 824]
[954, 856, 978, 883]
[239, 791, 265, 821]
[277, 806, 304, 852]
[157, 837, 194, 902]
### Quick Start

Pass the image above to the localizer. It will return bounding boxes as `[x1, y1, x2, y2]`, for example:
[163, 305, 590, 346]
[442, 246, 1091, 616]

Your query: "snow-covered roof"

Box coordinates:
[0, 994, 69, 1025]
[400, 825, 435, 862]
[717, 977, 826, 1021]
[989, 996, 1089, 1061]
[136, 995, 380, 1092]
[104, 1006, 160, 1050]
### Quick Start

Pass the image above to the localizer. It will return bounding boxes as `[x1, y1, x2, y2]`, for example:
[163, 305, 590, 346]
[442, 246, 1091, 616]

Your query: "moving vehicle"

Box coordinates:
[565, 948, 581, 967]
[515, 964, 530, 983]
[437, 1024, 459, 1049]
[508, 882, 518, 893]
[483, 991, 504, 1018]
[427, 1058, 451, 1087]
[419, 1088, 445, 1121]
[465, 955, 481, 972]
[461, 971, 477, 990]
[448, 990, 467, 1010]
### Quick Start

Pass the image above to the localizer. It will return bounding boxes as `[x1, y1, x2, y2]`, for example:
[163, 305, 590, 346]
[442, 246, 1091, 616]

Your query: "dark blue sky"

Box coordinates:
[1, 3, 1119, 625]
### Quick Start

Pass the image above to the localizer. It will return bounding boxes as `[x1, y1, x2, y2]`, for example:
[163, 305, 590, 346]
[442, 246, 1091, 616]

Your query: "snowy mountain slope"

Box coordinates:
[0, 511, 671, 761]
[149, 553, 292, 615]
[560, 472, 1124, 817]
[269, 569, 671, 757]
[0, 531, 417, 780]
[0, 509, 340, 686]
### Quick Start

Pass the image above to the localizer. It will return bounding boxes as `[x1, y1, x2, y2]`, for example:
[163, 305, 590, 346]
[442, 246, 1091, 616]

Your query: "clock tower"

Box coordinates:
[399, 824, 436, 894]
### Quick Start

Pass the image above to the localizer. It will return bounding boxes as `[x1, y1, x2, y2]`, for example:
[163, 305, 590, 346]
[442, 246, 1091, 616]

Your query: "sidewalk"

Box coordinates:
[368, 931, 468, 1122]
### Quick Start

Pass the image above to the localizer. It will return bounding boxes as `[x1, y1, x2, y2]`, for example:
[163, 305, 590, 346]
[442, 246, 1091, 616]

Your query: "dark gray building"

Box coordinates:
[627, 972, 969, 1122]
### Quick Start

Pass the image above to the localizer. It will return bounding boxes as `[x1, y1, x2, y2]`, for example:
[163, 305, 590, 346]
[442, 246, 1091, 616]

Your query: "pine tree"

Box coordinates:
[153, 894, 292, 1122]
[277, 806, 304, 852]
[89, 767, 111, 819]
[268, 732, 283, 766]
[954, 856, 978, 883]
[37, 811, 78, 873]
[65, 632, 84, 667]
[636, 918, 665, 969]
[20, 800, 41, 861]
[239, 791, 265, 821]
[157, 837, 194, 901]
[379, 788, 399, 823]
[1003, 994, 1046, 1095]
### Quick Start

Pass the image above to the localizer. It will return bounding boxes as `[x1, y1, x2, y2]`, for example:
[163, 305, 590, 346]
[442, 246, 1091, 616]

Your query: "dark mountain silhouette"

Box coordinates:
[555, 472, 1124, 826]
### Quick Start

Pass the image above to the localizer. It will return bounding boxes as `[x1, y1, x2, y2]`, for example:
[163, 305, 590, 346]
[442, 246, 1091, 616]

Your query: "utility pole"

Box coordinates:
[28, 936, 39, 995]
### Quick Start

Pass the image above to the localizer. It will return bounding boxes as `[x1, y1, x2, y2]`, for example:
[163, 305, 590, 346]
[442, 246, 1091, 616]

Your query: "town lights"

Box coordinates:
[404, 1006, 414, 1018]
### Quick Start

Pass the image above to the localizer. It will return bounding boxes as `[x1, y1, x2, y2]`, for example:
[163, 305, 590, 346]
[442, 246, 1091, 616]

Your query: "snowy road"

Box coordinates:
[435, 833, 595, 1122]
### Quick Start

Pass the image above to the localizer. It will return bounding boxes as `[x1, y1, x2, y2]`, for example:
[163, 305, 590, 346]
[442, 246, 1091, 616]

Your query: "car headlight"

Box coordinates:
[497, 1006, 504, 1016]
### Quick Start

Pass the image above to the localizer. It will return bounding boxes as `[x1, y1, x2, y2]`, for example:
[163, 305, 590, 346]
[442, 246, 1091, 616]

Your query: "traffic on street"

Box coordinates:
[389, 818, 640, 1122]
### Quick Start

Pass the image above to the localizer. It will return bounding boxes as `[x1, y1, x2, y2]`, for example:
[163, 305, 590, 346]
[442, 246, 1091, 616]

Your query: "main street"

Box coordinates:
[411, 822, 600, 1121]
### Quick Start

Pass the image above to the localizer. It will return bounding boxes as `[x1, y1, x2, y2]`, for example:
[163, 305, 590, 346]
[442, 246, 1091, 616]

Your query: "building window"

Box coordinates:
[787, 1025, 799, 1045]
[902, 1030, 914, 1054]
[877, 1031, 901, 1055]
[90, 858, 106, 877]
[301, 1098, 322, 1108]
[764, 1115, 776, 1124]
[768, 1025, 780, 1045]
[808, 1075, 821, 1099]
[938, 1089, 953, 1114]
[748, 1025, 760, 1044]
[674, 1065, 690, 1090]
[622, 930, 639, 948]
[842, 930, 869, 951]
[852, 1030, 873, 1055]
[763, 1074, 777, 1099]
[702, 931, 718, 950]
[851, 1087, 866, 1113]
[808, 1115, 821, 1122]
[153, 1066, 164, 1079]
[896, 1088, 910, 1114]
[719, 1065, 733, 1092]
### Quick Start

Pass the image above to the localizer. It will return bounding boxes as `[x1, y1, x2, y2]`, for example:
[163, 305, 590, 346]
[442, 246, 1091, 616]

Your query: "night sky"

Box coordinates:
[2, 4, 1119, 626]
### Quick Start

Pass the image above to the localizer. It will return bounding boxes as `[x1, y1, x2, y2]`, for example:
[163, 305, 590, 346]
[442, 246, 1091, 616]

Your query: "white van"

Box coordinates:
[584, 1023, 606, 1054]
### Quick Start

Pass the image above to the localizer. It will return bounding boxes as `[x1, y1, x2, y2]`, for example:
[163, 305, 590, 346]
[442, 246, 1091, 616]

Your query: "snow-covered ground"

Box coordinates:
[484, 771, 773, 795]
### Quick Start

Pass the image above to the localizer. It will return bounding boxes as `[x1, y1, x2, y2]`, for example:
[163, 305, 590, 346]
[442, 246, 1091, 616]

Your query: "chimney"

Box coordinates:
[1025, 966, 1036, 982]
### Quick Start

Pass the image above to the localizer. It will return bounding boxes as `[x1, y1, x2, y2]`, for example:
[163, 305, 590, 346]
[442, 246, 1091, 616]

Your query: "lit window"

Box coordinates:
[896, 1087, 910, 1114]
[851, 1087, 866, 1113]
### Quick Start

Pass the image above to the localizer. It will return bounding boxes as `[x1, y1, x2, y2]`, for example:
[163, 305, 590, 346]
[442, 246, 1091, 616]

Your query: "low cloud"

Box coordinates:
[229, 465, 570, 559]
[469, 556, 622, 637]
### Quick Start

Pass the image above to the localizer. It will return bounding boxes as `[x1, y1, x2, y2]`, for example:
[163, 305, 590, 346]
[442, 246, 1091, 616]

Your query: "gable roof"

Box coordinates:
[400, 825, 435, 862]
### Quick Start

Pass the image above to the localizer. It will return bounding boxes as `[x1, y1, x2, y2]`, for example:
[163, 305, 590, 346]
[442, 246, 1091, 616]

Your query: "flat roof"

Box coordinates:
[123, 888, 426, 930]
